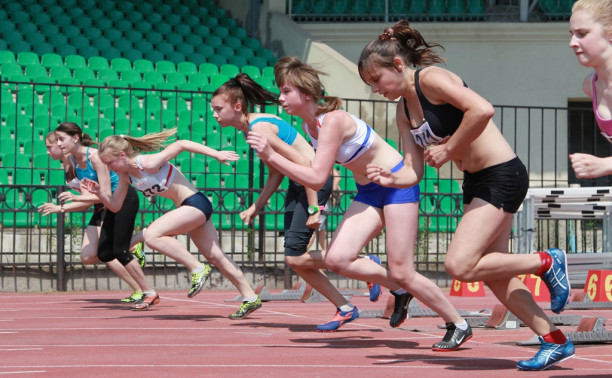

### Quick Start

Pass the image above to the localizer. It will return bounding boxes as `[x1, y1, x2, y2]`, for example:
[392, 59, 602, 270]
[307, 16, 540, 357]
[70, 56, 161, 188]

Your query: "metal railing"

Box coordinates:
[0, 80, 604, 292]
[286, 0, 573, 23]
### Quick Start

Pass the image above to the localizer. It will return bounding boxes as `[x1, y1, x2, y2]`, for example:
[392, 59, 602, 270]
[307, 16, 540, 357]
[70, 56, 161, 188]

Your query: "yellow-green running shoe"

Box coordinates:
[121, 290, 144, 303]
[229, 297, 262, 319]
[187, 263, 212, 298]
[132, 242, 146, 268]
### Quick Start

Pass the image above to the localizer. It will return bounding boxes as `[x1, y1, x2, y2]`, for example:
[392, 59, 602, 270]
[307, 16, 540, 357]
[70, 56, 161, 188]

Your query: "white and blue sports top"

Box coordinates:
[305, 111, 375, 165]
[128, 155, 177, 197]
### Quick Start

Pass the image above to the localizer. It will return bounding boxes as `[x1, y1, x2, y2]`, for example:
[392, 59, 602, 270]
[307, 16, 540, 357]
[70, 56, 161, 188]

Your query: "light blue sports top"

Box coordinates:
[70, 147, 119, 192]
[304, 111, 375, 165]
[249, 117, 298, 145]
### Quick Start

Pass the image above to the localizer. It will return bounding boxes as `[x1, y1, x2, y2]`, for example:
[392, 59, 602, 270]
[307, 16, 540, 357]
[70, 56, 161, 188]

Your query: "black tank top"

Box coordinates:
[403, 68, 465, 145]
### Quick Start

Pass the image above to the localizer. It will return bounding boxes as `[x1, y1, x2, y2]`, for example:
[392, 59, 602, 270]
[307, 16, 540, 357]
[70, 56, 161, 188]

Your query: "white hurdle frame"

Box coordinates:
[513, 187, 612, 254]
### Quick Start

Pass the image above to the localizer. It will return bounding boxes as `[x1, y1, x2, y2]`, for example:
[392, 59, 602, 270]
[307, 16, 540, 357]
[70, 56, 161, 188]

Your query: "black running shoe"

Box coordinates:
[389, 291, 413, 328]
[432, 322, 472, 351]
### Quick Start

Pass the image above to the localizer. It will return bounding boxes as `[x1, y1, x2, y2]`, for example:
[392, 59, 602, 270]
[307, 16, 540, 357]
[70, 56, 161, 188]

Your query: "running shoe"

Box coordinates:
[132, 242, 146, 268]
[432, 322, 473, 351]
[540, 248, 571, 314]
[120, 290, 143, 303]
[188, 263, 213, 298]
[229, 297, 262, 320]
[389, 291, 414, 328]
[367, 254, 382, 302]
[131, 293, 160, 311]
[316, 307, 359, 332]
[516, 337, 575, 371]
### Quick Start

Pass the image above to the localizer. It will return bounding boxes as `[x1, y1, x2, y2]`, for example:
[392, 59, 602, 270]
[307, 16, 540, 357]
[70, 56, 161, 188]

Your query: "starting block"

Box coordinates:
[584, 270, 612, 302]
[483, 304, 520, 330]
[449, 279, 485, 297]
[518, 316, 612, 345]
[228, 282, 307, 302]
[518, 274, 550, 302]
[561, 289, 612, 310]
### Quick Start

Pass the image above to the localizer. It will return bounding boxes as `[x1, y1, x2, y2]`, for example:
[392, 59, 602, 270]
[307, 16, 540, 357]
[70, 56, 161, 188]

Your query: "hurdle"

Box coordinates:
[513, 187, 612, 286]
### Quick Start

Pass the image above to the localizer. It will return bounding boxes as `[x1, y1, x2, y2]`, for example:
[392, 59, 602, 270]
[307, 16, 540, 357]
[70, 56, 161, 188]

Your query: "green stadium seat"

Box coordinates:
[17, 51, 39, 67]
[166, 72, 188, 88]
[176, 44, 195, 58]
[146, 30, 164, 45]
[77, 46, 101, 60]
[228, 56, 248, 69]
[166, 32, 184, 46]
[240, 65, 262, 80]
[11, 10, 30, 24]
[199, 62, 219, 77]
[73, 67, 95, 84]
[23, 139, 46, 155]
[237, 47, 255, 60]
[123, 49, 144, 62]
[205, 35, 223, 50]
[2, 152, 31, 168]
[97, 69, 119, 84]
[88, 56, 110, 73]
[144, 50, 164, 63]
[174, 23, 191, 36]
[9, 41, 32, 54]
[65, 55, 87, 71]
[93, 93, 115, 110]
[143, 71, 164, 87]
[249, 57, 268, 70]
[41, 53, 63, 69]
[217, 46, 234, 60]
[155, 21, 173, 36]
[134, 59, 155, 74]
[193, 24, 211, 38]
[0, 50, 16, 65]
[49, 66, 72, 82]
[243, 37, 261, 51]
[231, 27, 248, 40]
[0, 168, 10, 184]
[111, 58, 133, 74]
[262, 66, 274, 79]
[220, 64, 240, 78]
[155, 60, 176, 75]
[177, 61, 198, 77]
[24, 65, 47, 80]
[83, 26, 102, 41]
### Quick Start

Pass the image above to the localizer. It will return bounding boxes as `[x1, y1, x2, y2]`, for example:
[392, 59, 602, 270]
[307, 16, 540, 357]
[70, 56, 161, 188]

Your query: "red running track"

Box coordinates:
[0, 289, 611, 377]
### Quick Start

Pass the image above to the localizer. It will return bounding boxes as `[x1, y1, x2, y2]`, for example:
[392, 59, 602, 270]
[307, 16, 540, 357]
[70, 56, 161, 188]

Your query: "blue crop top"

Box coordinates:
[70, 147, 119, 192]
[304, 111, 375, 165]
[403, 68, 466, 148]
[128, 155, 177, 197]
[248, 117, 298, 145]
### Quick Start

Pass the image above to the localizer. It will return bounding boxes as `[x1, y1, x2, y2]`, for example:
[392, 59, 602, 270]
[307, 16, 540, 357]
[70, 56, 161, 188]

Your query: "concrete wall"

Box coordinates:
[222, 1, 590, 108]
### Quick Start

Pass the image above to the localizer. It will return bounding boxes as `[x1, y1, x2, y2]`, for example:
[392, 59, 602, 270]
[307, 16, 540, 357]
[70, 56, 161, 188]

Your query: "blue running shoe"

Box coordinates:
[316, 307, 359, 332]
[540, 248, 571, 313]
[517, 337, 575, 371]
[367, 254, 382, 302]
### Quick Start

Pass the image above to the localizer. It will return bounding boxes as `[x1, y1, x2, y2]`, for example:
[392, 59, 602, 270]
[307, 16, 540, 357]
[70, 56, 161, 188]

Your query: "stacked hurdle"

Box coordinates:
[513, 187, 612, 255]
[512, 187, 612, 287]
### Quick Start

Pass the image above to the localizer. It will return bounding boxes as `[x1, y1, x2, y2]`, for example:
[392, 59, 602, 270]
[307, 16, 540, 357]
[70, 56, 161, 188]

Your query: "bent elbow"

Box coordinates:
[480, 103, 495, 121]
[107, 204, 121, 213]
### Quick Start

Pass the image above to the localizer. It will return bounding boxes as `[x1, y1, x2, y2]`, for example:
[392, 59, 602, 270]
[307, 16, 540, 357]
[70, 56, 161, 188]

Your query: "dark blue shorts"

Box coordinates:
[180, 192, 213, 220]
[354, 161, 420, 208]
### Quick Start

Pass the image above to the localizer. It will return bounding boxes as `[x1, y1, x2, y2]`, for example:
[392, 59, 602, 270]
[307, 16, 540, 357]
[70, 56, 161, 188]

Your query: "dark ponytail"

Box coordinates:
[358, 20, 444, 83]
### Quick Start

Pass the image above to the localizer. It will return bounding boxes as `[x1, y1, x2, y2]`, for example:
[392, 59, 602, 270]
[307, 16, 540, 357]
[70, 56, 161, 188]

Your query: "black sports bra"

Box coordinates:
[403, 68, 466, 148]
